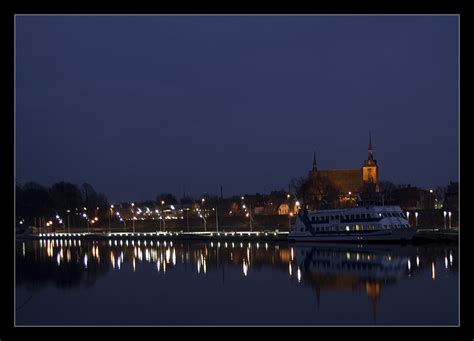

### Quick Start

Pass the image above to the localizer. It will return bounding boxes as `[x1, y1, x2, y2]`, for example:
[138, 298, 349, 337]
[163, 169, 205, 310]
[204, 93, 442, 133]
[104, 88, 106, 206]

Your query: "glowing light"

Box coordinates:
[243, 260, 248, 277]
[432, 262, 436, 280]
[407, 259, 411, 271]
[297, 267, 301, 283]
[450, 252, 453, 266]
[445, 256, 448, 269]
[133, 258, 136, 272]
[416, 256, 420, 267]
[265, 243, 268, 250]
[56, 252, 61, 266]
[288, 263, 292, 276]
[84, 254, 88, 268]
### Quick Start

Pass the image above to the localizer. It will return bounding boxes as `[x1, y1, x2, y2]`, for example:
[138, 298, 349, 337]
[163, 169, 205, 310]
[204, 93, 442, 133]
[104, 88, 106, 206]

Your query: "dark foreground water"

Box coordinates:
[15, 239, 458, 326]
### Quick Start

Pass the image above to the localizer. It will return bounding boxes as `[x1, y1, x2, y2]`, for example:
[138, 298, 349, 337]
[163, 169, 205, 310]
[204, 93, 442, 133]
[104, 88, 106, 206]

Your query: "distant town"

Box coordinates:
[16, 134, 458, 231]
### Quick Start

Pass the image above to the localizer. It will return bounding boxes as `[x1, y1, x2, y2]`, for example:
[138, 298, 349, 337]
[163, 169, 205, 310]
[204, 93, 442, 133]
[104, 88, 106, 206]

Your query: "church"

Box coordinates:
[308, 132, 379, 198]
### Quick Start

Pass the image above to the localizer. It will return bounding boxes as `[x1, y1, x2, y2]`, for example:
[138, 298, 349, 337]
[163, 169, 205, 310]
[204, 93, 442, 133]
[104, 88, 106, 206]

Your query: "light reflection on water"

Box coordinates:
[16, 239, 458, 325]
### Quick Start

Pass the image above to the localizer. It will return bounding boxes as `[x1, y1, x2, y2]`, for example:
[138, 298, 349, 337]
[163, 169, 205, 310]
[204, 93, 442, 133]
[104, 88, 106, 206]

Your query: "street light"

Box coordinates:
[448, 211, 452, 229]
[184, 208, 190, 232]
[415, 212, 418, 227]
[406, 211, 410, 225]
[131, 203, 135, 233]
[287, 194, 291, 231]
[66, 209, 70, 233]
[443, 211, 447, 229]
[429, 189, 433, 209]
[109, 205, 114, 232]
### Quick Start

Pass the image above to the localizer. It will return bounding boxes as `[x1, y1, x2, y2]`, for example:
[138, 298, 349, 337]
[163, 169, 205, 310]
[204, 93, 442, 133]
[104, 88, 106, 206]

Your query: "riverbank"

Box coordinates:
[17, 227, 458, 245]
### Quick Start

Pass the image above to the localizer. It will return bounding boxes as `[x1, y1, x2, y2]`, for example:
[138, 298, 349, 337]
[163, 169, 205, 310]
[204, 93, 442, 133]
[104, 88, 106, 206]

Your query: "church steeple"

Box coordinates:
[309, 151, 318, 178]
[368, 131, 374, 161]
[363, 131, 378, 188]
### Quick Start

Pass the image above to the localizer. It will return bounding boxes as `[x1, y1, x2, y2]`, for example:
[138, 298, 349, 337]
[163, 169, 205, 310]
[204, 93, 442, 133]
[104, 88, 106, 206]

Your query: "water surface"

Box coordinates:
[15, 239, 458, 325]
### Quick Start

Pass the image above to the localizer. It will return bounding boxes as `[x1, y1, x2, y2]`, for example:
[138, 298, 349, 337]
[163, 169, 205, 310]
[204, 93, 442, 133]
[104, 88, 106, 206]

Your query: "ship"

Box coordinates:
[289, 204, 416, 242]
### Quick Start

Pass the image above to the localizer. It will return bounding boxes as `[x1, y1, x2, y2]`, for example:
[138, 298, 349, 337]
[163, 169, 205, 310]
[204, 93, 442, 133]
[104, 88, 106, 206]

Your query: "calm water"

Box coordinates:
[15, 239, 458, 326]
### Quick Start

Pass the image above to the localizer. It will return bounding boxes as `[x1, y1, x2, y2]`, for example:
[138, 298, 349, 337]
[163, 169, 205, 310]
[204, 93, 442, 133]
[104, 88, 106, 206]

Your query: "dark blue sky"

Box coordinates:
[15, 15, 458, 202]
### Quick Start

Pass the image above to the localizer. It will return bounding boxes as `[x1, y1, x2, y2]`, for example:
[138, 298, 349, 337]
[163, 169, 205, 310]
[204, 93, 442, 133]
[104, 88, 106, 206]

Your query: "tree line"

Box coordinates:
[16, 181, 109, 226]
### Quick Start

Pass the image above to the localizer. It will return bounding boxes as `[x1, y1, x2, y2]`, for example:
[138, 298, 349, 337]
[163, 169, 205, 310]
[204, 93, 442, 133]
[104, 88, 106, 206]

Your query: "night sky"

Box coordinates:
[15, 15, 459, 203]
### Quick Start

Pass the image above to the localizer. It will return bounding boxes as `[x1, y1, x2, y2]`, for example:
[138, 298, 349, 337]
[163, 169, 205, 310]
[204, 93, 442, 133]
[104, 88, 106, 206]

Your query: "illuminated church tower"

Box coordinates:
[362, 131, 379, 188]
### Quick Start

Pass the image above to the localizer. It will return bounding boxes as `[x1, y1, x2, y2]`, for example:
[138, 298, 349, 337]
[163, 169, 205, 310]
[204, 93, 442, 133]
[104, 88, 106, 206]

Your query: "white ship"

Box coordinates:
[289, 205, 416, 242]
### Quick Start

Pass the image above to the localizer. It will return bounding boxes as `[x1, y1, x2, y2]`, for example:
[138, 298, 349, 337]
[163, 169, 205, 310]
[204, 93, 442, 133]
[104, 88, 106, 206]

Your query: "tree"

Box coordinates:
[80, 183, 109, 218]
[156, 193, 177, 205]
[379, 180, 397, 194]
[17, 182, 54, 223]
[308, 174, 339, 209]
[293, 175, 339, 210]
[49, 182, 83, 214]
[200, 194, 220, 206]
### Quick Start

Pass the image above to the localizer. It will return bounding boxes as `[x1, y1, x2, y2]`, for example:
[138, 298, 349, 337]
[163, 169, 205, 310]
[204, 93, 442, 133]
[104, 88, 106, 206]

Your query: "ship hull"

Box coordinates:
[288, 227, 417, 243]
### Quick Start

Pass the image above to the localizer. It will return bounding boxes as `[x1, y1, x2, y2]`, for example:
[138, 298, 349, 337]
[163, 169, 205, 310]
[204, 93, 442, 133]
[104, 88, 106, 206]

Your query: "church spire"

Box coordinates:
[312, 151, 317, 171]
[368, 131, 374, 161]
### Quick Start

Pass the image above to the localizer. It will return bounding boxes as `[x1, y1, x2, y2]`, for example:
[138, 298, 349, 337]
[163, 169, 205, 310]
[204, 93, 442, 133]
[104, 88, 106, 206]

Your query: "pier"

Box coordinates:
[19, 230, 290, 242]
[17, 227, 458, 244]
